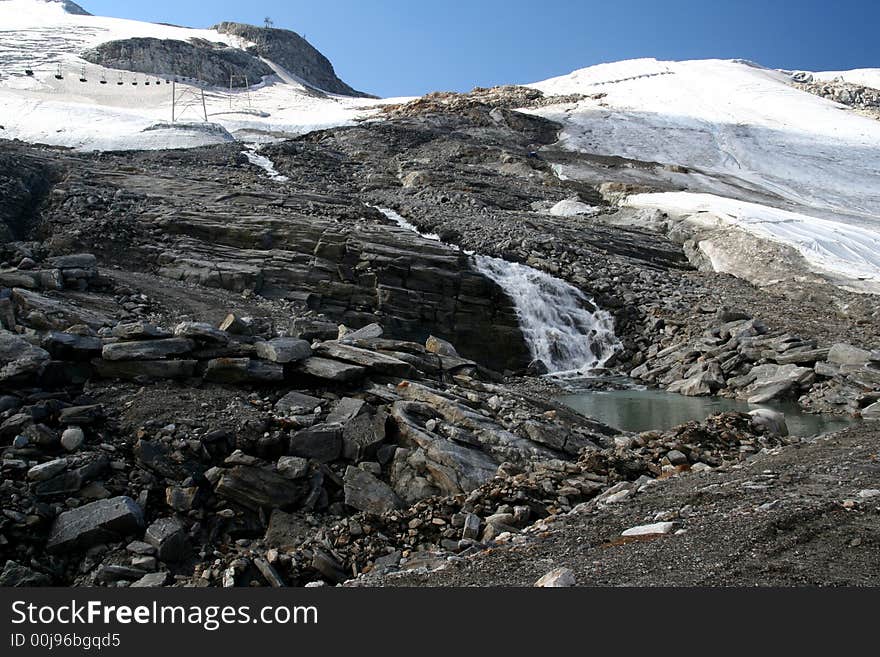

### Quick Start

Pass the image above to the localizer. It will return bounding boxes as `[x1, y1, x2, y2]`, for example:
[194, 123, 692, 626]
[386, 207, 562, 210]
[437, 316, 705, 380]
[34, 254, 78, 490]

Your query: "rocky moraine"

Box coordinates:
[1, 85, 878, 587]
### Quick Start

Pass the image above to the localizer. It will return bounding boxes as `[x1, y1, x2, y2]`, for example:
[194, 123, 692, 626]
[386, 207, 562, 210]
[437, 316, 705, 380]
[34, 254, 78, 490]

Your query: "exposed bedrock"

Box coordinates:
[213, 22, 366, 96]
[81, 37, 274, 87]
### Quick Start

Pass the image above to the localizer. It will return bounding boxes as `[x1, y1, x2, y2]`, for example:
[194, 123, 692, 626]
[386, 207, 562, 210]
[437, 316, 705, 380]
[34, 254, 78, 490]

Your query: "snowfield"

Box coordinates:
[0, 0, 398, 150]
[525, 58, 880, 293]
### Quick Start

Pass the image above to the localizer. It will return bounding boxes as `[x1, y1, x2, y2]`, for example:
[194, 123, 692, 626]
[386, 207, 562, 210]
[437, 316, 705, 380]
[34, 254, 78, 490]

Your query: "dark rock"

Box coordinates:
[174, 321, 230, 345]
[274, 390, 322, 415]
[215, 466, 309, 511]
[46, 496, 144, 553]
[289, 423, 342, 463]
[94, 359, 197, 380]
[313, 342, 413, 376]
[144, 517, 190, 562]
[343, 466, 403, 514]
[102, 338, 194, 361]
[425, 335, 460, 357]
[204, 358, 284, 383]
[0, 560, 51, 586]
[112, 322, 171, 340]
[255, 337, 311, 363]
[296, 356, 366, 382]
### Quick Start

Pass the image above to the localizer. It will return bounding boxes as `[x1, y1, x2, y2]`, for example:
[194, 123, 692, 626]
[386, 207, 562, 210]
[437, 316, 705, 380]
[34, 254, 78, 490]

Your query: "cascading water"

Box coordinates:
[472, 255, 619, 374]
[376, 207, 621, 375]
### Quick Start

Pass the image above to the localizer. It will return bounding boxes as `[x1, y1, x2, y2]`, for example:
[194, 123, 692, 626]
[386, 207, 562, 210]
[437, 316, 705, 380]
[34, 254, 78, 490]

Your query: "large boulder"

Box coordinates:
[47, 497, 144, 553]
[739, 364, 815, 403]
[214, 466, 309, 511]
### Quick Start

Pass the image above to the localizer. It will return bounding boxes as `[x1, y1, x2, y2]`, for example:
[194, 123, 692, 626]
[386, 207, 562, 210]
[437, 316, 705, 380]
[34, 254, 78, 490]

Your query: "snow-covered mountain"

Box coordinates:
[0, 0, 394, 150]
[525, 58, 880, 294]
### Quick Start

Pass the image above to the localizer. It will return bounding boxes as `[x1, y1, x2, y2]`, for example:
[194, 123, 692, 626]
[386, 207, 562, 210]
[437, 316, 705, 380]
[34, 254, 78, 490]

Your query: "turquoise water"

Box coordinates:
[557, 387, 856, 436]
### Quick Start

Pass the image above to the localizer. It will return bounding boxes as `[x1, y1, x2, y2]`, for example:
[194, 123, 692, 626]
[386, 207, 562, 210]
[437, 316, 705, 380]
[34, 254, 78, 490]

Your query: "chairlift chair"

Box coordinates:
[100, 73, 107, 84]
[117, 73, 123, 86]
[25, 69, 34, 76]
[54, 64, 63, 80]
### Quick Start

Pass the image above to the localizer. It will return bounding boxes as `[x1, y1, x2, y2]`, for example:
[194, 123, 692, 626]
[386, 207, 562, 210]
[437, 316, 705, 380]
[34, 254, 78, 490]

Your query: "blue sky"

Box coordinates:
[82, 0, 880, 97]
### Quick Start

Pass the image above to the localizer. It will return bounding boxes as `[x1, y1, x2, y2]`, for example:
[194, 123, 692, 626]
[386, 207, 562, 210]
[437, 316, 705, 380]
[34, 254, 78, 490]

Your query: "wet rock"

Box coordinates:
[534, 567, 576, 587]
[145, 517, 190, 562]
[343, 466, 403, 514]
[215, 466, 309, 511]
[526, 359, 550, 376]
[289, 423, 343, 463]
[47, 496, 144, 553]
[255, 337, 311, 363]
[296, 357, 366, 382]
[102, 338, 194, 361]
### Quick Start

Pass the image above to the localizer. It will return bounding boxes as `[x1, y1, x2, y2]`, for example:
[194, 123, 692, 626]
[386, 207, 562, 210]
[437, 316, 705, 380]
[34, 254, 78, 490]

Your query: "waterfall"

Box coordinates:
[375, 207, 619, 375]
[472, 255, 619, 374]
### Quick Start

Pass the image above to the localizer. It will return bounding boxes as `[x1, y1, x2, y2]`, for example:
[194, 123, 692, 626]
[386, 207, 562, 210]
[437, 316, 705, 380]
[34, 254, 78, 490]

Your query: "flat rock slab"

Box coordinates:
[112, 322, 171, 340]
[94, 359, 197, 380]
[314, 342, 413, 376]
[255, 337, 311, 363]
[215, 465, 309, 511]
[296, 356, 366, 382]
[47, 496, 144, 553]
[621, 521, 677, 537]
[102, 338, 194, 361]
[275, 390, 323, 415]
[174, 322, 230, 345]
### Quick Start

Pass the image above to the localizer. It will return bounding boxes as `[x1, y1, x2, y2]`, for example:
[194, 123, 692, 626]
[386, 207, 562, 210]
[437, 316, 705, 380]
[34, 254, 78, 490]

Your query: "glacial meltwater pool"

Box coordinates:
[557, 387, 856, 436]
